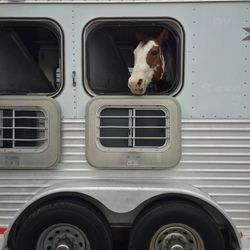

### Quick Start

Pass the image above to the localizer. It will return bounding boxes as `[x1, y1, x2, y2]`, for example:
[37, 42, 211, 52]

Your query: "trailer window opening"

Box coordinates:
[84, 19, 183, 96]
[0, 108, 48, 149]
[0, 20, 62, 95]
[98, 108, 169, 148]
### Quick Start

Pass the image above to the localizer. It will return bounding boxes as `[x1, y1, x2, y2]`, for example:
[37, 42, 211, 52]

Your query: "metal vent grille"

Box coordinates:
[0, 108, 47, 149]
[98, 107, 170, 148]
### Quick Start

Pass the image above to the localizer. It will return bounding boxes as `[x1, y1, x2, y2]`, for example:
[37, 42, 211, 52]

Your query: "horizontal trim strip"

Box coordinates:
[0, 201, 27, 204]
[62, 144, 85, 148]
[218, 202, 250, 205]
[0, 184, 49, 188]
[196, 185, 250, 189]
[61, 118, 250, 123]
[1, 0, 249, 3]
[226, 209, 250, 213]
[236, 226, 250, 229]
[62, 119, 85, 124]
[0, 192, 35, 196]
[182, 152, 250, 156]
[182, 127, 250, 132]
[61, 128, 85, 132]
[0, 208, 19, 212]
[176, 169, 250, 173]
[62, 160, 87, 163]
[62, 137, 85, 140]
[0, 217, 13, 220]
[180, 161, 250, 166]
[232, 218, 250, 221]
[62, 152, 85, 156]
[183, 144, 250, 148]
[0, 176, 249, 181]
[182, 136, 250, 140]
[182, 119, 250, 124]
[210, 193, 250, 197]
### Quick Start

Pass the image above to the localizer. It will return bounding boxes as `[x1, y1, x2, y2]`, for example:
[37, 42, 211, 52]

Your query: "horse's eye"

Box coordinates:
[151, 50, 159, 56]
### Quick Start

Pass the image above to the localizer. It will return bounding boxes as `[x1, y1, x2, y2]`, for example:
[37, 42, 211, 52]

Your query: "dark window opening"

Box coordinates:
[98, 107, 169, 148]
[0, 108, 47, 149]
[0, 20, 62, 95]
[85, 20, 183, 95]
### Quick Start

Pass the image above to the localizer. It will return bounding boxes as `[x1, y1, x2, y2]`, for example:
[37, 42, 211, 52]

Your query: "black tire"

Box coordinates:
[16, 200, 113, 250]
[129, 201, 225, 250]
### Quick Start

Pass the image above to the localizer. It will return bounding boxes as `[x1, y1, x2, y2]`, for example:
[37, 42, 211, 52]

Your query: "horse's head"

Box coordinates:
[128, 29, 169, 95]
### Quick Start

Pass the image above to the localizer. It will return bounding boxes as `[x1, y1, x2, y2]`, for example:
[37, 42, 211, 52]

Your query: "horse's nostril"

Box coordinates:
[137, 79, 143, 86]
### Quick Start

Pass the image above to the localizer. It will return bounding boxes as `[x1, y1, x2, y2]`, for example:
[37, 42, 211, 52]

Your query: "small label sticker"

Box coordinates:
[5, 156, 19, 167]
[127, 155, 140, 166]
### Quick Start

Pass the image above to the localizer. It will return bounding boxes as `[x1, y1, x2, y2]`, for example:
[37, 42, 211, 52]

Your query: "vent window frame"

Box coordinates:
[83, 18, 184, 97]
[0, 97, 61, 168]
[86, 97, 181, 169]
[0, 18, 64, 97]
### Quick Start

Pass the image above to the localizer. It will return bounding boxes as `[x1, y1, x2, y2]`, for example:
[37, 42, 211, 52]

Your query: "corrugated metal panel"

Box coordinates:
[0, 0, 249, 3]
[0, 118, 249, 230]
[61, 118, 250, 229]
[182, 119, 250, 229]
[62, 119, 86, 164]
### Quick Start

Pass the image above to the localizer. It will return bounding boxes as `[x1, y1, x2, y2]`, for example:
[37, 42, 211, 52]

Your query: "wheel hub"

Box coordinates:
[171, 244, 184, 250]
[36, 224, 90, 250]
[163, 232, 188, 249]
[56, 244, 71, 250]
[55, 236, 74, 250]
[150, 223, 205, 250]
[56, 238, 74, 250]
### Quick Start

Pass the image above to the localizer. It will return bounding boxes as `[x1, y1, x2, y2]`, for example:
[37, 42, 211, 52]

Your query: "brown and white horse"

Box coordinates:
[128, 29, 171, 95]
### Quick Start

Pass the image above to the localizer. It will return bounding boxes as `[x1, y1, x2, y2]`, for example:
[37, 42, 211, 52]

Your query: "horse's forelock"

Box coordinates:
[137, 36, 154, 47]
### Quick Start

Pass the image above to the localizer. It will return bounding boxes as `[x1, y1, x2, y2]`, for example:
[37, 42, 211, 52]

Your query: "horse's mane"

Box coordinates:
[150, 41, 176, 93]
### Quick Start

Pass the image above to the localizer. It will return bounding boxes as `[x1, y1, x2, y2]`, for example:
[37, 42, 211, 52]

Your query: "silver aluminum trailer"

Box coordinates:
[0, 0, 249, 249]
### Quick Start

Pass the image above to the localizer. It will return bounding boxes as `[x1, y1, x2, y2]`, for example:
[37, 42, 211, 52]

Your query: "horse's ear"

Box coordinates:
[135, 32, 148, 43]
[156, 29, 169, 45]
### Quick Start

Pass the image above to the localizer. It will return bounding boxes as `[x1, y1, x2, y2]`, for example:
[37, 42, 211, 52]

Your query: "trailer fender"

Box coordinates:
[5, 180, 241, 249]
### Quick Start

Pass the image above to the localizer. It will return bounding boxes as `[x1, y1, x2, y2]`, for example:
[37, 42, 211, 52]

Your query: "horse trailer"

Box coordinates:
[0, 0, 249, 249]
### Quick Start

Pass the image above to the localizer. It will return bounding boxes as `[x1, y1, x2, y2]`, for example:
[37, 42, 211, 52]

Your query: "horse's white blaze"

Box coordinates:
[128, 40, 157, 95]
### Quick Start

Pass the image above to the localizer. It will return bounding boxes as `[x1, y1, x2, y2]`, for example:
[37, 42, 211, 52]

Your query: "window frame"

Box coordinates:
[83, 18, 184, 96]
[0, 96, 61, 168]
[86, 96, 181, 169]
[0, 18, 64, 97]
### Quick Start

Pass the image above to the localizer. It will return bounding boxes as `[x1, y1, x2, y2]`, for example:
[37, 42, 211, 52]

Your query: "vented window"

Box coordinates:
[0, 97, 60, 168]
[0, 109, 47, 149]
[86, 97, 181, 169]
[98, 108, 169, 148]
